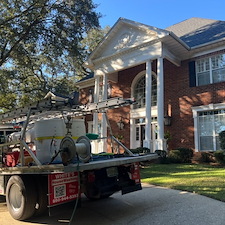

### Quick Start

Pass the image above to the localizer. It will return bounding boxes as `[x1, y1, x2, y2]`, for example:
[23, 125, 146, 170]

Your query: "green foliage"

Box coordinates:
[168, 150, 182, 163]
[200, 152, 214, 163]
[214, 150, 225, 164]
[155, 150, 169, 164]
[168, 148, 193, 163]
[219, 131, 225, 150]
[81, 26, 110, 55]
[0, 0, 102, 110]
[130, 147, 151, 154]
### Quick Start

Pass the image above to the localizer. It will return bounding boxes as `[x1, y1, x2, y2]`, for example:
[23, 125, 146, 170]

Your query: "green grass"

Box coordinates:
[141, 163, 225, 202]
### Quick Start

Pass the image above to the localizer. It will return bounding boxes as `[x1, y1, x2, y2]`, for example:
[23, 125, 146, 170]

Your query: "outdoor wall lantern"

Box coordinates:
[164, 115, 172, 126]
[117, 116, 125, 130]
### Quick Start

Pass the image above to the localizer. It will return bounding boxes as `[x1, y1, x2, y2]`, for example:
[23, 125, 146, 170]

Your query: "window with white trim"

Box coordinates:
[196, 54, 225, 86]
[133, 74, 157, 109]
[198, 109, 225, 151]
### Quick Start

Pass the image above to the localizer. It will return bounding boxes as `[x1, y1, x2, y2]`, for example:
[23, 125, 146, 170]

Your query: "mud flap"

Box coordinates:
[121, 183, 142, 195]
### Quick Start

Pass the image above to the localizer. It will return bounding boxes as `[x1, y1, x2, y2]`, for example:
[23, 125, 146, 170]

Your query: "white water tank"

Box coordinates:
[71, 119, 86, 139]
[34, 118, 85, 164]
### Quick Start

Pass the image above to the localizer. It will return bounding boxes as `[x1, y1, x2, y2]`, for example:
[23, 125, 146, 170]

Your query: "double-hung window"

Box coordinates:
[196, 54, 225, 86]
[198, 110, 225, 151]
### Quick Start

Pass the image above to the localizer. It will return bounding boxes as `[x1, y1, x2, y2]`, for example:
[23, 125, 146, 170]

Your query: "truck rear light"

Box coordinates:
[130, 163, 141, 184]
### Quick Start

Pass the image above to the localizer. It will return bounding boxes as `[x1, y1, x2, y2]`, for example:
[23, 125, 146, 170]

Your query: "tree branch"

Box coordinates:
[0, 1, 49, 67]
[0, 2, 37, 27]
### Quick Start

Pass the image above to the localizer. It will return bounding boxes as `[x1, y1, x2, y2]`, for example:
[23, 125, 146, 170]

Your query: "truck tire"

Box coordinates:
[84, 183, 114, 200]
[6, 175, 37, 220]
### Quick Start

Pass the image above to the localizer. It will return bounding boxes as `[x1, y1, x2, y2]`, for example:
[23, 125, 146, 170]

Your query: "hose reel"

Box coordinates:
[60, 136, 91, 166]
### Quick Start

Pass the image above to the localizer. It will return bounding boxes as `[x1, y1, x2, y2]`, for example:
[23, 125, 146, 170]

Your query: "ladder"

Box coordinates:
[0, 97, 135, 122]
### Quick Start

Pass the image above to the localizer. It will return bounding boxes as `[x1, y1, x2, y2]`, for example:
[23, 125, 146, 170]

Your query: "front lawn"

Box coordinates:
[141, 163, 225, 202]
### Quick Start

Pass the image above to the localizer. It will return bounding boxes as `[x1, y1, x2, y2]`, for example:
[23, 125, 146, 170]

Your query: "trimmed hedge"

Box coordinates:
[130, 147, 151, 154]
[214, 150, 225, 164]
[200, 152, 214, 163]
[219, 131, 225, 150]
[168, 148, 193, 163]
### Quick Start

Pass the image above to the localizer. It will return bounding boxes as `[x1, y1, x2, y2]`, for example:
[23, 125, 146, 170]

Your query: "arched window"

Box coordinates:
[133, 74, 157, 109]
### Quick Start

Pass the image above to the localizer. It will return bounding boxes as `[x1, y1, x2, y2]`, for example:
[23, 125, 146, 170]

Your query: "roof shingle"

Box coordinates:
[166, 17, 225, 47]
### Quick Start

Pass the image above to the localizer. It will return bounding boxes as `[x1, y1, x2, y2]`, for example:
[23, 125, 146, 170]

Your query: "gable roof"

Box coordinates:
[85, 17, 190, 69]
[87, 18, 171, 61]
[166, 17, 225, 48]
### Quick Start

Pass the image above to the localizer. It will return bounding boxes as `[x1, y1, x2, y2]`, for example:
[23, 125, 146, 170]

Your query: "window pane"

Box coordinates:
[215, 114, 225, 132]
[212, 68, 225, 83]
[152, 76, 157, 106]
[212, 56, 219, 69]
[200, 136, 213, 151]
[198, 109, 225, 151]
[197, 71, 210, 86]
[136, 127, 139, 141]
[199, 116, 213, 136]
[219, 54, 225, 68]
[133, 75, 157, 109]
[196, 58, 209, 72]
[212, 54, 225, 69]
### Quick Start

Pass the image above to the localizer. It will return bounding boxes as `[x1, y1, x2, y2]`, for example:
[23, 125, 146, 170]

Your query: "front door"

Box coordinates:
[140, 124, 145, 147]
[151, 122, 158, 151]
[133, 118, 158, 150]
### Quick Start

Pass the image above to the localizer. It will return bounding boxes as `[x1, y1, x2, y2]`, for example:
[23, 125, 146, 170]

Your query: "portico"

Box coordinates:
[84, 18, 188, 152]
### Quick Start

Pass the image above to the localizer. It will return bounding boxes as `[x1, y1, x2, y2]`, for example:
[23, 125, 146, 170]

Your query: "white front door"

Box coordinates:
[151, 122, 158, 151]
[132, 118, 158, 151]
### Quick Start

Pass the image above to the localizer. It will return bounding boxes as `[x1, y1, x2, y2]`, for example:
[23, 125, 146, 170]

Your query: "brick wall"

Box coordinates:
[164, 52, 225, 150]
[80, 51, 225, 152]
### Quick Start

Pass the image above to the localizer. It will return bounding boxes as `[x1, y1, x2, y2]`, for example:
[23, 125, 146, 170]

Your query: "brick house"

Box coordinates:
[77, 17, 225, 153]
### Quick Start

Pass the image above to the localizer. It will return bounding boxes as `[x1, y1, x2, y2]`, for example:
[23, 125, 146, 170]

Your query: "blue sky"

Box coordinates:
[93, 0, 225, 29]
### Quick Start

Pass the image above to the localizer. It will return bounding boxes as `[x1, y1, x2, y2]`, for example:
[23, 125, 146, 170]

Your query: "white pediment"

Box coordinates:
[89, 18, 169, 61]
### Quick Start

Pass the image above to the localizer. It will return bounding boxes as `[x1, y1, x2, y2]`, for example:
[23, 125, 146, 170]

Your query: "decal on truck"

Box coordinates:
[48, 172, 79, 206]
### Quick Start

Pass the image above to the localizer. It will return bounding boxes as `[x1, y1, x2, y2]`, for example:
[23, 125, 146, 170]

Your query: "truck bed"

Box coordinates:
[0, 153, 158, 175]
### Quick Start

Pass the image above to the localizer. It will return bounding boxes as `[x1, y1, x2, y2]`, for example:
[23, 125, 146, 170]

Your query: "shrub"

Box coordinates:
[200, 152, 214, 163]
[168, 150, 182, 163]
[168, 148, 193, 163]
[214, 150, 225, 164]
[155, 150, 169, 164]
[130, 147, 151, 154]
[219, 131, 225, 150]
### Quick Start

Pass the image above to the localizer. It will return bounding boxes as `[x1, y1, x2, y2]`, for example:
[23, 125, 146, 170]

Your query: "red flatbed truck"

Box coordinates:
[0, 97, 158, 221]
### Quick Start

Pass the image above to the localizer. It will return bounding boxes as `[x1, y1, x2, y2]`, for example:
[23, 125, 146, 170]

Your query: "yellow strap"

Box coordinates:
[35, 136, 79, 141]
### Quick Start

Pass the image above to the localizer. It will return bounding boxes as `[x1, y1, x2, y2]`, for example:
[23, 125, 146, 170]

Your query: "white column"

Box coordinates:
[101, 74, 108, 151]
[143, 60, 152, 149]
[130, 118, 134, 149]
[93, 75, 100, 153]
[157, 57, 164, 150]
[192, 109, 199, 152]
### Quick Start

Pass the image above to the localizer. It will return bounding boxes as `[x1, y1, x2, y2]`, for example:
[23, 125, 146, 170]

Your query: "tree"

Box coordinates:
[81, 26, 110, 55]
[0, 0, 101, 111]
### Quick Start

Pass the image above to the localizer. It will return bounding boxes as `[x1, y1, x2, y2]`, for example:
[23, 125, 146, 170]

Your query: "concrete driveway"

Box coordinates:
[1, 183, 225, 225]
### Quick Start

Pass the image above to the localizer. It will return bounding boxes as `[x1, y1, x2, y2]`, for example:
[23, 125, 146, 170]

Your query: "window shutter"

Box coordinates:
[189, 61, 196, 87]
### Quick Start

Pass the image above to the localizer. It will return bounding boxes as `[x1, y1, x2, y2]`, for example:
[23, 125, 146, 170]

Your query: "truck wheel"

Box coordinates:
[84, 183, 114, 200]
[6, 175, 37, 220]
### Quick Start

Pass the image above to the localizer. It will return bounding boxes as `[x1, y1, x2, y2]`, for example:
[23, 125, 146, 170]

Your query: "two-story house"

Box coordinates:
[77, 17, 225, 154]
